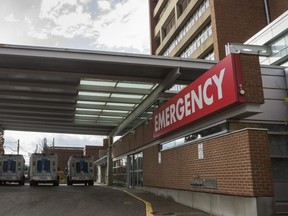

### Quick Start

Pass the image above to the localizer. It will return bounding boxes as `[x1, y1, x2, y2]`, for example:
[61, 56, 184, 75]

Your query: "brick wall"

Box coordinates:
[149, 0, 159, 55]
[268, 0, 288, 21]
[112, 121, 154, 157]
[143, 129, 273, 197]
[112, 54, 264, 158]
[210, 0, 267, 60]
[84, 145, 107, 160]
[44, 147, 83, 171]
[239, 55, 264, 104]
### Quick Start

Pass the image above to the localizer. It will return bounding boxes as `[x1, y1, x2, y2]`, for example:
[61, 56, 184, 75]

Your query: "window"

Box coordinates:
[260, 31, 288, 65]
[76, 160, 88, 173]
[3, 160, 16, 173]
[163, 0, 210, 56]
[204, 51, 215, 60]
[113, 157, 127, 186]
[130, 152, 143, 187]
[269, 135, 288, 156]
[177, 0, 191, 17]
[271, 158, 288, 179]
[269, 134, 288, 180]
[37, 159, 50, 173]
[162, 14, 175, 39]
[161, 122, 227, 151]
[159, 0, 170, 19]
[180, 24, 212, 58]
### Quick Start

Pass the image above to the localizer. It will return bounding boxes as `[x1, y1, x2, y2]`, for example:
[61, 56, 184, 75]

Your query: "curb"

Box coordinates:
[122, 189, 153, 216]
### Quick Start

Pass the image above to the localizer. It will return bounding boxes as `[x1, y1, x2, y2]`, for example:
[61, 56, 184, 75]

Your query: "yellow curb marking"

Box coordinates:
[122, 190, 153, 216]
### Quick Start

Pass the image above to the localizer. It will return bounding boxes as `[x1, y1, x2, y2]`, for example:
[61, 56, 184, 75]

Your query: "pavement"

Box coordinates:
[117, 187, 212, 216]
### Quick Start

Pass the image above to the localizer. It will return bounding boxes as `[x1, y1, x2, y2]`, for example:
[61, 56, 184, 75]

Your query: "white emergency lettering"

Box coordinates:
[154, 68, 225, 132]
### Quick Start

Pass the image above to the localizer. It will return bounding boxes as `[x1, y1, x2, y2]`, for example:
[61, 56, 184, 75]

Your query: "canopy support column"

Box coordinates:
[106, 136, 114, 186]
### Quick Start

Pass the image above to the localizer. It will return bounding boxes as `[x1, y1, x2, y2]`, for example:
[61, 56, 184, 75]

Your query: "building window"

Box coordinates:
[269, 134, 288, 180]
[163, 0, 210, 56]
[177, 0, 191, 18]
[271, 158, 288, 179]
[158, 0, 170, 19]
[260, 31, 288, 65]
[113, 157, 127, 186]
[204, 51, 215, 60]
[180, 24, 212, 58]
[166, 84, 187, 92]
[127, 152, 143, 188]
[154, 33, 161, 49]
[161, 122, 228, 151]
[162, 14, 175, 39]
[269, 135, 288, 156]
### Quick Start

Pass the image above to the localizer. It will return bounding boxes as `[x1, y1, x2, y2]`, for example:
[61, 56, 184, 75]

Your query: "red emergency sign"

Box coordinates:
[153, 54, 245, 138]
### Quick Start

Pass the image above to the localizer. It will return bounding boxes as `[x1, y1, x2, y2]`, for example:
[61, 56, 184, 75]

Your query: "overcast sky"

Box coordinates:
[1, 0, 151, 162]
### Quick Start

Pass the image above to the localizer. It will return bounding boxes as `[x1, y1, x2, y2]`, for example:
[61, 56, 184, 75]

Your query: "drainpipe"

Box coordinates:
[263, 0, 271, 24]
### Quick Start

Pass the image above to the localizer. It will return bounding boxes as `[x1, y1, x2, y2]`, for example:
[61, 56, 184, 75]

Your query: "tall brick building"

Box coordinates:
[0, 1, 287, 215]
[102, 1, 288, 216]
[149, 0, 288, 60]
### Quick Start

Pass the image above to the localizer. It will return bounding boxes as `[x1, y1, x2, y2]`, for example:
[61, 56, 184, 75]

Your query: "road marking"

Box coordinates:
[78, 199, 86, 209]
[122, 190, 153, 216]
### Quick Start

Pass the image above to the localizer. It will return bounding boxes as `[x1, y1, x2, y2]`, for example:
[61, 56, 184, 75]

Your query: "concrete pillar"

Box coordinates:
[0, 129, 4, 154]
[97, 165, 101, 184]
[106, 136, 113, 186]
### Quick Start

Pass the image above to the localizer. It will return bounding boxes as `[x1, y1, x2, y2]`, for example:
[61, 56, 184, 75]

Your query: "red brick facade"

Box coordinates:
[210, 0, 267, 60]
[240, 55, 264, 104]
[44, 147, 83, 171]
[113, 54, 265, 156]
[112, 54, 273, 198]
[143, 129, 273, 197]
[268, 0, 288, 21]
[84, 145, 108, 161]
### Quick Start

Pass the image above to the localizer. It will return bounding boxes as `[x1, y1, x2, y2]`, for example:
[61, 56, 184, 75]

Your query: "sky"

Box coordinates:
[1, 0, 151, 162]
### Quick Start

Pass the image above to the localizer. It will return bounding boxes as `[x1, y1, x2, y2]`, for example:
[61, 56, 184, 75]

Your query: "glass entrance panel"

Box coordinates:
[128, 152, 143, 188]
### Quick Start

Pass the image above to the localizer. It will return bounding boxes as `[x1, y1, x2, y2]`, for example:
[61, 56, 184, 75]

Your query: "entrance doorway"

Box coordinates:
[127, 152, 143, 188]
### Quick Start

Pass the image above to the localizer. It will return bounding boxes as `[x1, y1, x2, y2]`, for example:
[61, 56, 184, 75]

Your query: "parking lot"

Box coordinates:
[0, 184, 145, 216]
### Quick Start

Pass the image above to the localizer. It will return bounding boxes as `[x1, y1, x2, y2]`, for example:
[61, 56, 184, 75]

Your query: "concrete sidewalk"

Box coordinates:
[122, 188, 212, 216]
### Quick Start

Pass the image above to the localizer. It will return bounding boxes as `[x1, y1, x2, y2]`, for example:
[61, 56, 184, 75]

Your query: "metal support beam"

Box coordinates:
[225, 43, 271, 56]
[108, 67, 181, 137]
[106, 136, 113, 186]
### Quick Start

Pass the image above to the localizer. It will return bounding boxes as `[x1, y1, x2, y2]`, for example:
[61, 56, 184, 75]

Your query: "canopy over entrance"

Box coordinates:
[0, 44, 215, 136]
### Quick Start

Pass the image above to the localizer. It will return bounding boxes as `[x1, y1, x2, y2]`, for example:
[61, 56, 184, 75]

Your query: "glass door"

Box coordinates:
[127, 152, 143, 188]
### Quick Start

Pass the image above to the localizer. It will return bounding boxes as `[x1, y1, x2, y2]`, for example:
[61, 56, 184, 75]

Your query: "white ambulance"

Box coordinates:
[29, 153, 59, 186]
[66, 155, 94, 186]
[0, 154, 25, 185]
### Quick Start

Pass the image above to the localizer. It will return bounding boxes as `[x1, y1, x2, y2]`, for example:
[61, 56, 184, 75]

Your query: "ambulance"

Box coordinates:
[0, 154, 25, 185]
[29, 153, 59, 186]
[66, 155, 94, 186]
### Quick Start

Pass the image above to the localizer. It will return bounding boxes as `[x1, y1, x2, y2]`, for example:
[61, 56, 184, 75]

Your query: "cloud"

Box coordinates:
[98, 0, 111, 11]
[24, 0, 149, 53]
[91, 0, 150, 53]
[35, 0, 97, 39]
[0, 0, 149, 163]
[4, 14, 19, 22]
